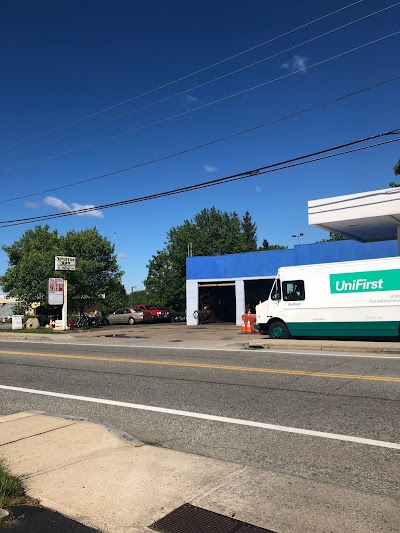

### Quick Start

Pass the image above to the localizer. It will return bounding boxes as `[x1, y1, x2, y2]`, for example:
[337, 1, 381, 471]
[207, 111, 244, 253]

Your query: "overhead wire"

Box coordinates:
[4, 2, 397, 158]
[0, 0, 367, 153]
[2, 29, 399, 175]
[1, 74, 399, 205]
[1, 128, 398, 228]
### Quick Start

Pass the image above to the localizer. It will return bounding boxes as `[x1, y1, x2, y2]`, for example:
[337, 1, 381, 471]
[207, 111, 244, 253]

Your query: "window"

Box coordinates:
[283, 280, 305, 301]
[270, 279, 281, 301]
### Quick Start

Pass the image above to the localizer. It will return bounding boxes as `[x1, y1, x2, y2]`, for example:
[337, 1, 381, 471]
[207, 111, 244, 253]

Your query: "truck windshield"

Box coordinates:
[269, 279, 281, 301]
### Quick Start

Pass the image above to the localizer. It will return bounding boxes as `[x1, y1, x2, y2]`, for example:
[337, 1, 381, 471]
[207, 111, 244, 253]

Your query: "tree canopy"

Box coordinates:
[144, 207, 281, 308]
[388, 157, 400, 188]
[0, 225, 124, 312]
[258, 239, 287, 251]
[317, 232, 347, 243]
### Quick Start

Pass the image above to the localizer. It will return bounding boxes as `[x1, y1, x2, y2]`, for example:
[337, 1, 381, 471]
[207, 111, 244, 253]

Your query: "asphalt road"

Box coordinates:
[0, 339, 399, 498]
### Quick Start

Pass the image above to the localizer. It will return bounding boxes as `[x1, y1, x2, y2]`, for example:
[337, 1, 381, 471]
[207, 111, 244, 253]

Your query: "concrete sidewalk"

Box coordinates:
[2, 323, 400, 354]
[1, 412, 399, 532]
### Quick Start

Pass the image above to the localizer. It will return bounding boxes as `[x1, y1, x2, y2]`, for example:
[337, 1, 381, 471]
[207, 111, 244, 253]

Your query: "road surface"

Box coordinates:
[0, 339, 399, 498]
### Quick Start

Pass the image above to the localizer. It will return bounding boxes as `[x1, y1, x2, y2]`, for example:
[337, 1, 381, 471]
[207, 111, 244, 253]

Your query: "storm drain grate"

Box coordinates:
[99, 334, 129, 338]
[149, 503, 276, 533]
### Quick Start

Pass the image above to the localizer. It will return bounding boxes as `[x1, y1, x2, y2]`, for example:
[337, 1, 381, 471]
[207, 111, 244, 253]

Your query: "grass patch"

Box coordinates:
[0, 460, 28, 507]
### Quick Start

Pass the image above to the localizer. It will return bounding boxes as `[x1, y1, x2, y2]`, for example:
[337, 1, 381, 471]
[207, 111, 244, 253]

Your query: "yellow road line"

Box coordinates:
[0, 349, 399, 383]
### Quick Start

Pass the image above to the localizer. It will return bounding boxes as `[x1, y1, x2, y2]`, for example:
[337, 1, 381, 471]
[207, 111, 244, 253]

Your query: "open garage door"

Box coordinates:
[198, 282, 236, 323]
[244, 279, 275, 314]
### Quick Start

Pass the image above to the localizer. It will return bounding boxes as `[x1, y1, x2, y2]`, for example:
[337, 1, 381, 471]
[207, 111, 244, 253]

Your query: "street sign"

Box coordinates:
[55, 256, 76, 271]
[47, 277, 64, 305]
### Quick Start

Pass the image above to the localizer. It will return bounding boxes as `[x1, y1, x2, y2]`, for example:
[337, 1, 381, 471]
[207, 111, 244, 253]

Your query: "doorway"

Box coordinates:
[198, 282, 236, 323]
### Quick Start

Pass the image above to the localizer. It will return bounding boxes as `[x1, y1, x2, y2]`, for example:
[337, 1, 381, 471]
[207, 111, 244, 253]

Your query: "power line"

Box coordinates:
[0, 0, 366, 153]
[2, 29, 399, 175]
[1, 129, 398, 228]
[5, 2, 396, 159]
[1, 74, 399, 205]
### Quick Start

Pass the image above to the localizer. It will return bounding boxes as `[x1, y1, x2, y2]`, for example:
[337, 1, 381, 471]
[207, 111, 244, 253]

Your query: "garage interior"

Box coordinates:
[198, 282, 236, 323]
[244, 279, 275, 314]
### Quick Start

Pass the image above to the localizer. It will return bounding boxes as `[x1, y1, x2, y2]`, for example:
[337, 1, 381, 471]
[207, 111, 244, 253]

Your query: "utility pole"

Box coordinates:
[130, 286, 136, 308]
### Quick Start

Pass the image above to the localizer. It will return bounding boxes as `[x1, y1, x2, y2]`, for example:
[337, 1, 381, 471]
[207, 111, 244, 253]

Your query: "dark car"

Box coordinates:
[164, 308, 186, 322]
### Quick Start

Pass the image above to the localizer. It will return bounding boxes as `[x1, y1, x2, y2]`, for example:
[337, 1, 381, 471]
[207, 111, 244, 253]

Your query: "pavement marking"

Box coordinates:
[1, 384, 399, 450]
[2, 339, 400, 359]
[1, 349, 400, 382]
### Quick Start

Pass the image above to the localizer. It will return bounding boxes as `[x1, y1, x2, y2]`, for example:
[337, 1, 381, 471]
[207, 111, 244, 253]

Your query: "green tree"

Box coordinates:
[241, 210, 257, 251]
[258, 239, 287, 251]
[0, 225, 123, 313]
[388, 158, 400, 187]
[317, 232, 347, 243]
[0, 225, 59, 304]
[144, 207, 260, 307]
[61, 228, 123, 312]
[102, 279, 129, 314]
[130, 289, 150, 306]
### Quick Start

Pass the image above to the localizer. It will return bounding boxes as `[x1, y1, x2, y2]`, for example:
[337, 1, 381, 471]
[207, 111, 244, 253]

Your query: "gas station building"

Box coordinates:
[186, 187, 400, 326]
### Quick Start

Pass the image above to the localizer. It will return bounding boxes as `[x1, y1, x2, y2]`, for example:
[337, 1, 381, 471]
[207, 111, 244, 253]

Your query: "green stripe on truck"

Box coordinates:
[287, 321, 399, 337]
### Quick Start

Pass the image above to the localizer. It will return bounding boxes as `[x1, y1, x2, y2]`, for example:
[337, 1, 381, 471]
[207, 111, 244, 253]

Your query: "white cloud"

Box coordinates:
[184, 94, 199, 103]
[44, 196, 104, 218]
[204, 165, 217, 173]
[280, 55, 309, 73]
[117, 253, 129, 259]
[25, 201, 38, 208]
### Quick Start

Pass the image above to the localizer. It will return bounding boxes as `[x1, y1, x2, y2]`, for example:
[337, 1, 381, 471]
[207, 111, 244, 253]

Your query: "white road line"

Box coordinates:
[1, 384, 399, 450]
[2, 339, 400, 359]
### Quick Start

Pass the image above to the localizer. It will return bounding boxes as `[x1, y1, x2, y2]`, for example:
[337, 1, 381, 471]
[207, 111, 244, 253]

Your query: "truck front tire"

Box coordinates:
[268, 321, 290, 339]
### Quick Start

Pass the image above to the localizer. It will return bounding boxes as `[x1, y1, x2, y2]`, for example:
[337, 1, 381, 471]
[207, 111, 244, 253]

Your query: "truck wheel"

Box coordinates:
[268, 321, 290, 339]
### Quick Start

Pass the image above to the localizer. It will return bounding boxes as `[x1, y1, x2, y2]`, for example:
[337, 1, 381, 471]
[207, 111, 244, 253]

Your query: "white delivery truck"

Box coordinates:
[255, 256, 400, 339]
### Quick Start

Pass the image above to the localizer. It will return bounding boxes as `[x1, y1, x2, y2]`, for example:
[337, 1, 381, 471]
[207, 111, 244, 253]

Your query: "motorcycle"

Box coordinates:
[75, 313, 100, 328]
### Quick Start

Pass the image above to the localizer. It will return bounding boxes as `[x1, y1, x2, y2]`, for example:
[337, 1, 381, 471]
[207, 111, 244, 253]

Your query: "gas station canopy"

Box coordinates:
[308, 187, 400, 242]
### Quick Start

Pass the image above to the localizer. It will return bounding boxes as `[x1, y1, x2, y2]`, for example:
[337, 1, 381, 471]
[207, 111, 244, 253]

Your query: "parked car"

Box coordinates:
[135, 304, 170, 321]
[101, 308, 154, 326]
[164, 308, 186, 322]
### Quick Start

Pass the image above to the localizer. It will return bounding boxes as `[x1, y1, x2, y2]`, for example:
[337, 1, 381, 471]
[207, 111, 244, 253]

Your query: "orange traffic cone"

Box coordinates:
[246, 319, 252, 333]
[241, 318, 246, 333]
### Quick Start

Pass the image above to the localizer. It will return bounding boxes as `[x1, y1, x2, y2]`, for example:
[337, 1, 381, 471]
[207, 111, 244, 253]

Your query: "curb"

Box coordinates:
[241, 340, 400, 354]
[0, 509, 10, 521]
[30, 411, 144, 447]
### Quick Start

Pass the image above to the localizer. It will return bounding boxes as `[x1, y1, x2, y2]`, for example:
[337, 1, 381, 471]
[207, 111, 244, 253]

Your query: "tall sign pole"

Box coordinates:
[61, 278, 68, 330]
[55, 256, 76, 330]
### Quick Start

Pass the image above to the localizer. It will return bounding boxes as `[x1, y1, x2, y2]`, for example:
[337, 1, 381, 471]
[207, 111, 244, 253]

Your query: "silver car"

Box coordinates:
[101, 308, 154, 326]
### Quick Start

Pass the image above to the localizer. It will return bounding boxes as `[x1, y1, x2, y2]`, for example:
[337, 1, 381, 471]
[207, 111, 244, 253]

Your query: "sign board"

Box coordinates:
[48, 278, 64, 305]
[12, 315, 23, 330]
[55, 256, 76, 271]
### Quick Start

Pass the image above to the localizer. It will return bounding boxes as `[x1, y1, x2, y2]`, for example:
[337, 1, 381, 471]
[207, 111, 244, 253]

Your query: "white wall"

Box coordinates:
[235, 280, 245, 326]
[186, 280, 198, 325]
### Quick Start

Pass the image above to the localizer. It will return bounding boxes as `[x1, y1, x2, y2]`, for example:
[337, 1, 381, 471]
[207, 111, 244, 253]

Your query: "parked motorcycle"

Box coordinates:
[75, 313, 100, 328]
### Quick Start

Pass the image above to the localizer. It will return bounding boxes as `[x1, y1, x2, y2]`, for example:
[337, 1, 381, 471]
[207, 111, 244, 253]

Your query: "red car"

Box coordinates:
[135, 304, 170, 321]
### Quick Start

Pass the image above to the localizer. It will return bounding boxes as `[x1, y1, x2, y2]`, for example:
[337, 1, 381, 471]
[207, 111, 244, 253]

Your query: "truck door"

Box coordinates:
[270, 278, 282, 310]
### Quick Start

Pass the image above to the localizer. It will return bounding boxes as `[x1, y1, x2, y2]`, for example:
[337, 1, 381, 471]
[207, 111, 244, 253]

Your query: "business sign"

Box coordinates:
[48, 277, 64, 305]
[55, 256, 76, 271]
[12, 315, 23, 330]
[330, 269, 400, 294]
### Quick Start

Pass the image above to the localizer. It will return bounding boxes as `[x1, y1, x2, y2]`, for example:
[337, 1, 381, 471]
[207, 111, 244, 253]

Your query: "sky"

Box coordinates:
[0, 0, 399, 292]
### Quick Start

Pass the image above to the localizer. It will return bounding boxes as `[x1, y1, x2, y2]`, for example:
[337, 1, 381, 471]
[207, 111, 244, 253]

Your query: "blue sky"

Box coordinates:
[1, 0, 399, 292]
